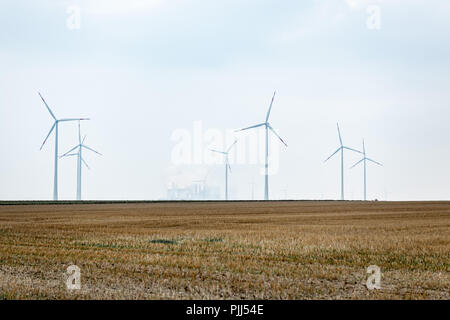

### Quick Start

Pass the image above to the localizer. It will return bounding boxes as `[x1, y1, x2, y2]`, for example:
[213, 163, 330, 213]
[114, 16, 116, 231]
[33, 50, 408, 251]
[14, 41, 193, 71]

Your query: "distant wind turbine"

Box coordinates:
[236, 91, 287, 200]
[210, 140, 238, 201]
[324, 123, 361, 200]
[60, 121, 101, 200]
[350, 139, 382, 201]
[39, 92, 90, 200]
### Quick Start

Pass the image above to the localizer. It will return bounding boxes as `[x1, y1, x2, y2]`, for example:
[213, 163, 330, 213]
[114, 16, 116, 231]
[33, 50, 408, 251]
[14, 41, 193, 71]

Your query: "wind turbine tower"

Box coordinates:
[60, 121, 102, 200]
[210, 140, 238, 201]
[350, 139, 382, 201]
[324, 123, 361, 200]
[236, 91, 287, 200]
[39, 92, 89, 200]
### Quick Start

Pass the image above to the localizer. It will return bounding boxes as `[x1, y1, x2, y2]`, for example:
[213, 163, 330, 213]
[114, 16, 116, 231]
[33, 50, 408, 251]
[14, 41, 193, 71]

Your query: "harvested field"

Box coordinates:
[0, 201, 449, 300]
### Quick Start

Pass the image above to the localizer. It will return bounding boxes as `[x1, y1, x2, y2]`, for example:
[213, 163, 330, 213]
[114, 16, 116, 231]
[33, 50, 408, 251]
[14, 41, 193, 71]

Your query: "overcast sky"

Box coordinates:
[1, 0, 449, 201]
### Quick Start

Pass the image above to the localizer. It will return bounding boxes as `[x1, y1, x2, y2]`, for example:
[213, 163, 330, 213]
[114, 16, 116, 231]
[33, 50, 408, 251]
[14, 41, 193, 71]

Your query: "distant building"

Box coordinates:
[166, 182, 220, 200]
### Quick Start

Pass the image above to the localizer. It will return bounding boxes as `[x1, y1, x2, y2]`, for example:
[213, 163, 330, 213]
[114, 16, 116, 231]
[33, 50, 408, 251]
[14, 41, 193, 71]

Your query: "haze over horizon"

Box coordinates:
[1, 0, 449, 201]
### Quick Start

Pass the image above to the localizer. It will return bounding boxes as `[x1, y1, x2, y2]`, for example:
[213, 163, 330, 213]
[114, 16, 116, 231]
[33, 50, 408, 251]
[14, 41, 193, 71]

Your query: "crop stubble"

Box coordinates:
[0, 201, 448, 299]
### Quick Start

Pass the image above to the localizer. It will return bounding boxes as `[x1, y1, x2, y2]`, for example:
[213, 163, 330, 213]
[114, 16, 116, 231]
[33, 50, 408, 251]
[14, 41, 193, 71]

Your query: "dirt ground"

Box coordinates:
[0, 201, 448, 299]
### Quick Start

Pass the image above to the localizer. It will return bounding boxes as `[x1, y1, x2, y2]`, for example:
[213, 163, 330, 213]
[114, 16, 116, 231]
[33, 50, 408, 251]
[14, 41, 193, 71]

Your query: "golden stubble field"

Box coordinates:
[0, 201, 448, 300]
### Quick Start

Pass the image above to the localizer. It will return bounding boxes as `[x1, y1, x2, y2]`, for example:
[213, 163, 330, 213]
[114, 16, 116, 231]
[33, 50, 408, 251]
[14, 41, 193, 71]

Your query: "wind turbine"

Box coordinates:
[39, 92, 90, 200]
[60, 121, 101, 200]
[210, 140, 238, 200]
[350, 139, 382, 201]
[236, 91, 287, 200]
[324, 123, 361, 200]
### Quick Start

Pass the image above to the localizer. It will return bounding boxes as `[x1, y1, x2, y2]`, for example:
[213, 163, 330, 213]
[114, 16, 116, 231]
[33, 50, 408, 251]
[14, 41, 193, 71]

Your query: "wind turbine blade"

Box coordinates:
[324, 147, 341, 163]
[343, 146, 362, 154]
[362, 139, 366, 154]
[337, 123, 343, 146]
[59, 118, 90, 122]
[350, 158, 364, 169]
[82, 135, 87, 145]
[226, 139, 238, 153]
[228, 163, 231, 173]
[235, 123, 265, 132]
[210, 149, 227, 155]
[81, 158, 90, 170]
[82, 145, 102, 156]
[38, 92, 57, 120]
[268, 125, 287, 147]
[61, 153, 78, 158]
[265, 91, 276, 122]
[367, 158, 383, 166]
[60, 145, 80, 158]
[40, 122, 56, 150]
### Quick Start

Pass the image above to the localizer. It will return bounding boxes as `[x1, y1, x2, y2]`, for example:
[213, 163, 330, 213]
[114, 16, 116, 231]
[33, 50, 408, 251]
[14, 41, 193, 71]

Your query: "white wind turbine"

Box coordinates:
[236, 91, 287, 200]
[60, 121, 101, 200]
[210, 140, 238, 201]
[39, 92, 90, 200]
[324, 123, 362, 200]
[350, 139, 382, 201]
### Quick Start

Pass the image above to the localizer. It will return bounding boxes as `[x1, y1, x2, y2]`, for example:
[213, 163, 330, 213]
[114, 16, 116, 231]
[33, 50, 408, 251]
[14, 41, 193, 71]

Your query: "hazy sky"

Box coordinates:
[1, 0, 449, 200]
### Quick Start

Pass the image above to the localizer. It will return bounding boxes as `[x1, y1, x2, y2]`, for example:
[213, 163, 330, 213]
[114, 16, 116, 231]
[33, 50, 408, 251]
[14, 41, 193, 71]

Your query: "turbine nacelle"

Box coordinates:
[39, 92, 90, 151]
[61, 125, 102, 166]
[350, 139, 382, 169]
[324, 123, 362, 163]
[236, 122, 287, 148]
[210, 139, 238, 170]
